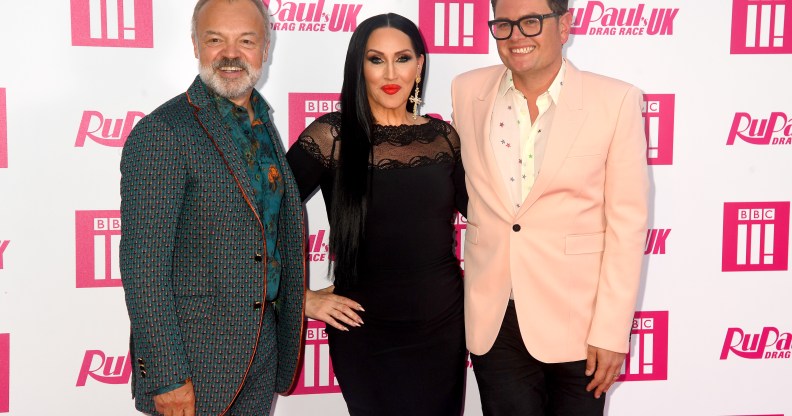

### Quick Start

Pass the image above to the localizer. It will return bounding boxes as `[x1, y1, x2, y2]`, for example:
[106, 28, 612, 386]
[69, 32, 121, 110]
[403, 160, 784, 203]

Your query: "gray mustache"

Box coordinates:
[213, 58, 249, 72]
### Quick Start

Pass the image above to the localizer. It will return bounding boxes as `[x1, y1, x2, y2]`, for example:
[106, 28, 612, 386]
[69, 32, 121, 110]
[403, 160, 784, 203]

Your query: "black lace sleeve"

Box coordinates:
[285, 112, 341, 202]
[443, 121, 468, 218]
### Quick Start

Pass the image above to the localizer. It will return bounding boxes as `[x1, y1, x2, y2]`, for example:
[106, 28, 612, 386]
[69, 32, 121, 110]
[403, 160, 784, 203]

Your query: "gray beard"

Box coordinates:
[198, 62, 262, 100]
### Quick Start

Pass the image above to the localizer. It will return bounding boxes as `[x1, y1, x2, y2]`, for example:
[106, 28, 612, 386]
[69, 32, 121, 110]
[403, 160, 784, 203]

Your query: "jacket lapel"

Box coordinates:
[474, 67, 516, 217]
[186, 77, 262, 225]
[517, 63, 587, 217]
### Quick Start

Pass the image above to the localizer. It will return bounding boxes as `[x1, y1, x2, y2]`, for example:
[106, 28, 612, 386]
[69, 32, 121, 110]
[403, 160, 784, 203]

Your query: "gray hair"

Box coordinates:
[191, 0, 270, 42]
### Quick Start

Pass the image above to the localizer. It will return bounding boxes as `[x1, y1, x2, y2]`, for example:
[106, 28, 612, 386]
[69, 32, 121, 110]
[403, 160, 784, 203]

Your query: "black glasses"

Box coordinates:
[487, 13, 559, 40]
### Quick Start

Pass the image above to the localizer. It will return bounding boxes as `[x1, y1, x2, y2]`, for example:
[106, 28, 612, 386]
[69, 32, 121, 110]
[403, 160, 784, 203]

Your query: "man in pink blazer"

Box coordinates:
[451, 0, 649, 414]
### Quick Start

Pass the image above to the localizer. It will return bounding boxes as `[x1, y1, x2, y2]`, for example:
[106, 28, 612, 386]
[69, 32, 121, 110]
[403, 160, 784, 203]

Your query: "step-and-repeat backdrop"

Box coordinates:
[0, 0, 790, 415]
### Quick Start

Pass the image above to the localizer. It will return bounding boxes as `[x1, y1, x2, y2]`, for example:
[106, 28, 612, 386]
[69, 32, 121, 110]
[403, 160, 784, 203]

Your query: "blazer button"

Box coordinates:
[140, 370, 147, 378]
[512, 224, 521, 232]
[253, 253, 263, 262]
[253, 301, 263, 310]
[137, 358, 144, 364]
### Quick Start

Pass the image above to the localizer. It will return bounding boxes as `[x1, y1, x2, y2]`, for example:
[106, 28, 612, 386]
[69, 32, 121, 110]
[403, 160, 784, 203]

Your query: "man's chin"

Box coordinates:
[202, 77, 254, 100]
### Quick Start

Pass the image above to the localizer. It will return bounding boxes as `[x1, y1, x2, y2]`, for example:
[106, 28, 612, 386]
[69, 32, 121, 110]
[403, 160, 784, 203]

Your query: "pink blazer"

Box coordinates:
[451, 62, 649, 362]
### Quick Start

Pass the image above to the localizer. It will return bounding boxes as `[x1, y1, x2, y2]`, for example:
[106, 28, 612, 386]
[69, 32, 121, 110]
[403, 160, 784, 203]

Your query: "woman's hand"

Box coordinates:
[305, 286, 365, 331]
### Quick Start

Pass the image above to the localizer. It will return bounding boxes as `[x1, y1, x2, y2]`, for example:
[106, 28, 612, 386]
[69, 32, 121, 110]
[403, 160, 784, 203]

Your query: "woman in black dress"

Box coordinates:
[285, 13, 468, 416]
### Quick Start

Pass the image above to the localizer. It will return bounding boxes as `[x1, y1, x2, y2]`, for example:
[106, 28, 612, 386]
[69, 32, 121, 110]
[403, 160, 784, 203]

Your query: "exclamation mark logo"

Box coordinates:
[731, 0, 792, 54]
[642, 94, 674, 165]
[745, 2, 785, 47]
[71, 0, 152, 47]
[420, 0, 489, 54]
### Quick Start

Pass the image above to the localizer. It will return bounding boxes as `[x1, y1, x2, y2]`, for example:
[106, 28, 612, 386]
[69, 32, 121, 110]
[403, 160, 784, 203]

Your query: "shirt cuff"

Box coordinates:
[151, 381, 186, 396]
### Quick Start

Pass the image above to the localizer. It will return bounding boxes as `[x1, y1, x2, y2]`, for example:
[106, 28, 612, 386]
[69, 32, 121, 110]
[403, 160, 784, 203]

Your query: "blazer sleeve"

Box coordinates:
[587, 85, 649, 353]
[120, 114, 192, 395]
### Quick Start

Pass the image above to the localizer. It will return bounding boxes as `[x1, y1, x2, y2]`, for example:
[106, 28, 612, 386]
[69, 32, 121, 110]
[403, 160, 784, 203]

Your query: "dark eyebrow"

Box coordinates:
[366, 48, 414, 55]
[493, 13, 549, 21]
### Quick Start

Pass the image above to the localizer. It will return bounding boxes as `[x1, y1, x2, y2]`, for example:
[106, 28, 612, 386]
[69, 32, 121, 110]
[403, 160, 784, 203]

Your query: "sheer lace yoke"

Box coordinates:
[296, 112, 461, 170]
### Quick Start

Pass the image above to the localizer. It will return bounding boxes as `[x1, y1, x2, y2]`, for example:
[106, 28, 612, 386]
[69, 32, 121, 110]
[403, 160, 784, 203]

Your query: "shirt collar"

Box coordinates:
[499, 59, 567, 104]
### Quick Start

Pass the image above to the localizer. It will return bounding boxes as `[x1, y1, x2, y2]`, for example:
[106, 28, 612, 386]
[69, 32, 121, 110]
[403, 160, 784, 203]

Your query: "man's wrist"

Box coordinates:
[151, 378, 191, 396]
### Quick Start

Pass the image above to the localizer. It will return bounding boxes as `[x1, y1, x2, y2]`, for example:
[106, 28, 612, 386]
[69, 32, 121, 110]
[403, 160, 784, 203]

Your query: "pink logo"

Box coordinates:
[70, 0, 153, 48]
[570, 2, 679, 36]
[617, 311, 668, 382]
[0, 88, 6, 169]
[644, 228, 670, 255]
[0, 334, 8, 413]
[454, 212, 466, 271]
[731, 0, 792, 54]
[727, 112, 792, 145]
[76, 350, 132, 386]
[0, 241, 9, 270]
[308, 229, 330, 263]
[75, 110, 144, 148]
[288, 93, 341, 146]
[264, 0, 362, 32]
[721, 326, 792, 359]
[419, 0, 490, 54]
[722, 202, 790, 272]
[76, 211, 122, 288]
[642, 94, 674, 165]
[293, 321, 340, 394]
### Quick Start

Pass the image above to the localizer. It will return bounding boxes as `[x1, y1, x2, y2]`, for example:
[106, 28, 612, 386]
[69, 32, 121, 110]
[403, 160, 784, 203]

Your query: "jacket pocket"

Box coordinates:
[176, 295, 216, 323]
[565, 232, 605, 254]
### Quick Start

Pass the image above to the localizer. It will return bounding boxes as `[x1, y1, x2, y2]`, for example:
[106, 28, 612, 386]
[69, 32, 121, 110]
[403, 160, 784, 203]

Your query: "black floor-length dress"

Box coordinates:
[286, 112, 468, 416]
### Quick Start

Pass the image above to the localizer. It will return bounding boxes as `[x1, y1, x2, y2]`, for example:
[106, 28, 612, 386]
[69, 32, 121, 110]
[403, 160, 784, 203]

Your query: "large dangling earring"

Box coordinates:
[409, 74, 422, 120]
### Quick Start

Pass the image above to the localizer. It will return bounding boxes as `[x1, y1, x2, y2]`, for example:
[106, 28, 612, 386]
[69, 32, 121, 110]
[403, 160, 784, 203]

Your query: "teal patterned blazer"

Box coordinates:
[120, 77, 306, 415]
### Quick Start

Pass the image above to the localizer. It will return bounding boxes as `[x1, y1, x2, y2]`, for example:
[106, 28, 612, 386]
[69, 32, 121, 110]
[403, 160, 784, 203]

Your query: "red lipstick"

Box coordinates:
[381, 84, 401, 95]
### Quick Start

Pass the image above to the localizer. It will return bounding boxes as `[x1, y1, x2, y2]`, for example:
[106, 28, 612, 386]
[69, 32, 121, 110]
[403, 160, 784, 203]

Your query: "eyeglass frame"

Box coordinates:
[487, 12, 560, 40]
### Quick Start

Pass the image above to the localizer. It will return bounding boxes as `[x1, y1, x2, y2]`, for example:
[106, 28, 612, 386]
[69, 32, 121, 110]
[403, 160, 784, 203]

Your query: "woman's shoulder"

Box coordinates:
[424, 115, 459, 143]
[312, 111, 342, 128]
[295, 111, 342, 163]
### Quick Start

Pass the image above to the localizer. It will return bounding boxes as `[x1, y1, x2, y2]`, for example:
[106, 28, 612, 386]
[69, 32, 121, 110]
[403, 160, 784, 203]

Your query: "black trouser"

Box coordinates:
[470, 301, 606, 416]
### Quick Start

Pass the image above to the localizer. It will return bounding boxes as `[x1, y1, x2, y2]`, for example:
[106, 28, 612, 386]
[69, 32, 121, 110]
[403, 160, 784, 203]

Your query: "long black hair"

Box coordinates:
[331, 13, 428, 288]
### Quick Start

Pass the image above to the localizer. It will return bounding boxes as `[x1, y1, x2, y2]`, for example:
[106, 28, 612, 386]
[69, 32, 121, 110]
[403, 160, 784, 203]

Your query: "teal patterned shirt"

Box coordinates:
[212, 88, 284, 302]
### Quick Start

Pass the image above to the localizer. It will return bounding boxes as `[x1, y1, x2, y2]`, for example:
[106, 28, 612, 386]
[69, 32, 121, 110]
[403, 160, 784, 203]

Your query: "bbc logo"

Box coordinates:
[292, 320, 340, 394]
[70, 0, 153, 48]
[731, 0, 792, 54]
[288, 93, 341, 146]
[620, 311, 669, 382]
[75, 211, 123, 288]
[419, 0, 490, 54]
[642, 94, 674, 165]
[723, 202, 790, 271]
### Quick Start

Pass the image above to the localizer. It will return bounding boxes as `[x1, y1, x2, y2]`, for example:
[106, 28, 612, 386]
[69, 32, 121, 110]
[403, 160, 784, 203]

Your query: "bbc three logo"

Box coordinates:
[75, 211, 122, 288]
[731, 0, 792, 54]
[288, 93, 341, 146]
[722, 202, 790, 272]
[642, 94, 674, 166]
[0, 88, 7, 169]
[419, 0, 490, 54]
[619, 311, 668, 382]
[293, 320, 340, 394]
[70, 0, 153, 48]
[0, 333, 8, 413]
